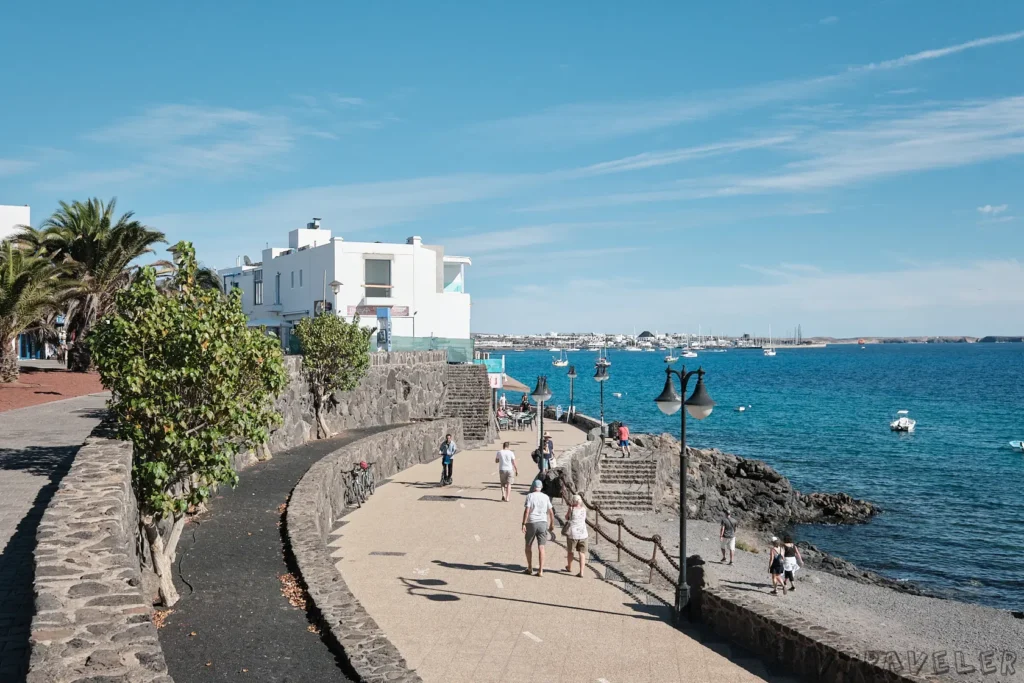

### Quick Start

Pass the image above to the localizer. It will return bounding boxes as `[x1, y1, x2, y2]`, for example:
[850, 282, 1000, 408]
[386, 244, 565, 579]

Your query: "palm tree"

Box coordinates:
[0, 241, 67, 383]
[30, 198, 165, 371]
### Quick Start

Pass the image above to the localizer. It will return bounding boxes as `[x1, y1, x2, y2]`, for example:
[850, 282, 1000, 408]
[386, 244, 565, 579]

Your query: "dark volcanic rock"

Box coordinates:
[635, 433, 880, 528]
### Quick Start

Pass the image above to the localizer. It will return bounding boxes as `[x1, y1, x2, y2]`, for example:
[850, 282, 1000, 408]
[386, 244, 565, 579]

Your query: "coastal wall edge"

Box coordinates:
[286, 418, 463, 683]
[27, 424, 172, 683]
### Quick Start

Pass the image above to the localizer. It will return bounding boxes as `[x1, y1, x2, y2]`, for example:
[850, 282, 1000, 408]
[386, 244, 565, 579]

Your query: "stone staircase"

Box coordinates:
[590, 456, 656, 515]
[443, 364, 494, 446]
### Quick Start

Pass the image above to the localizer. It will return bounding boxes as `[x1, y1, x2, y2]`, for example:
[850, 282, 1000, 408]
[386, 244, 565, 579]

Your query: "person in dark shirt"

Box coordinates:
[720, 510, 736, 565]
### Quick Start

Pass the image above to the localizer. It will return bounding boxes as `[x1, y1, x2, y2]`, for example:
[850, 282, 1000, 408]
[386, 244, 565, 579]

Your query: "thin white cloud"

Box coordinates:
[444, 221, 633, 255]
[978, 215, 1015, 225]
[977, 204, 1008, 214]
[854, 30, 1024, 71]
[819, 16, 839, 25]
[0, 159, 35, 177]
[884, 88, 923, 96]
[473, 260, 1024, 335]
[529, 96, 1024, 209]
[566, 135, 793, 177]
[330, 95, 366, 107]
[472, 30, 1024, 145]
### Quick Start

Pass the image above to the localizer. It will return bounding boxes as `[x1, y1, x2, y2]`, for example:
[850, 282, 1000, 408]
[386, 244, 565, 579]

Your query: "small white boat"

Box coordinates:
[664, 348, 679, 363]
[612, 392, 623, 398]
[890, 410, 916, 433]
[736, 406, 746, 412]
[764, 325, 776, 356]
[1009, 441, 1024, 452]
[549, 347, 561, 352]
[552, 350, 568, 367]
[596, 347, 612, 367]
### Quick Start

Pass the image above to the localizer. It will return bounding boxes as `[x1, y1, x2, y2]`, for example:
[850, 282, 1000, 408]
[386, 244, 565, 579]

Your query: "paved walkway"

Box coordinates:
[159, 429, 395, 683]
[0, 393, 109, 682]
[332, 421, 772, 683]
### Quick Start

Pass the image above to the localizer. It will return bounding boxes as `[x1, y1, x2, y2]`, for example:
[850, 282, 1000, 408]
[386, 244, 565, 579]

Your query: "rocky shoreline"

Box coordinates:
[623, 432, 942, 596]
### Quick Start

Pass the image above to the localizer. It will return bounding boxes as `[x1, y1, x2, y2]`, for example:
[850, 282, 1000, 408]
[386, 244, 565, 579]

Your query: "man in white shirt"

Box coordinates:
[495, 441, 518, 502]
[521, 480, 555, 577]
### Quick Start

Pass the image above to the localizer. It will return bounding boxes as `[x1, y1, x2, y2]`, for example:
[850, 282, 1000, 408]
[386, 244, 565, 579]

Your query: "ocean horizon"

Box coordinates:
[499, 343, 1024, 611]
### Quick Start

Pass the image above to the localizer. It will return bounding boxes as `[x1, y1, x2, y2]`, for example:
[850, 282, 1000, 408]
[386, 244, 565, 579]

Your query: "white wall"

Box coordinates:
[0, 205, 30, 243]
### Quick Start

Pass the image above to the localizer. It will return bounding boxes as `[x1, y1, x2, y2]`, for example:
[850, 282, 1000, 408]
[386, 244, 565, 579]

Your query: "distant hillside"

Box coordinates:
[978, 336, 1024, 343]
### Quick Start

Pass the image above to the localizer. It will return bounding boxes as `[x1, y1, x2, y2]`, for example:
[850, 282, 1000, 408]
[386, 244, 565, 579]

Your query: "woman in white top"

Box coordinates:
[564, 494, 589, 577]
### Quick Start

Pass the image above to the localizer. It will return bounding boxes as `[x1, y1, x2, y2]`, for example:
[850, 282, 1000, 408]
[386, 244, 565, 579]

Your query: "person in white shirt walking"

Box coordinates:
[563, 493, 589, 577]
[495, 442, 518, 502]
[521, 480, 555, 577]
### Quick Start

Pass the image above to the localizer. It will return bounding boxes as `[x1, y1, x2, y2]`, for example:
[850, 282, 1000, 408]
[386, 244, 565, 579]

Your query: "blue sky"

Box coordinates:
[2, 1, 1023, 336]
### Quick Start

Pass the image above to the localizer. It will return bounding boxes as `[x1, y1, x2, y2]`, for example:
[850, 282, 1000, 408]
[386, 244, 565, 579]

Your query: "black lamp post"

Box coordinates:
[566, 365, 577, 421]
[594, 364, 609, 436]
[531, 375, 553, 451]
[653, 365, 715, 620]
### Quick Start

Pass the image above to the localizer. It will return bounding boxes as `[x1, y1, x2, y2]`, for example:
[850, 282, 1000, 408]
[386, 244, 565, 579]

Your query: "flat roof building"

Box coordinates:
[218, 219, 473, 360]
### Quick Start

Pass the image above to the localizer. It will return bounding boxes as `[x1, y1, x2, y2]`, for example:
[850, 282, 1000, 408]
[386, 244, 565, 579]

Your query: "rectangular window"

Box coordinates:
[253, 270, 263, 306]
[275, 273, 281, 304]
[365, 258, 392, 298]
[291, 271, 295, 288]
[299, 269, 303, 287]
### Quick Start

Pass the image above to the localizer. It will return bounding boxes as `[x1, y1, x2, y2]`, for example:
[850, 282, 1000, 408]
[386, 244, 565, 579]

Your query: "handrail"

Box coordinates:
[559, 477, 679, 589]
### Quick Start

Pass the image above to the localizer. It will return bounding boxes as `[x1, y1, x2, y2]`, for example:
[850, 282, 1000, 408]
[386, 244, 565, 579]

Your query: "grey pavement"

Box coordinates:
[0, 392, 109, 681]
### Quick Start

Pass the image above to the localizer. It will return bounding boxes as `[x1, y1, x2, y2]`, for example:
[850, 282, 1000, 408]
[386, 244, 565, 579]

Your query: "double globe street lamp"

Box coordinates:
[654, 365, 715, 619]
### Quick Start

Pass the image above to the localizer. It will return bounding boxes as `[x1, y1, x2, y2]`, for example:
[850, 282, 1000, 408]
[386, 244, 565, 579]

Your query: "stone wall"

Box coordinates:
[27, 424, 170, 683]
[234, 351, 449, 470]
[690, 567, 943, 683]
[286, 418, 463, 683]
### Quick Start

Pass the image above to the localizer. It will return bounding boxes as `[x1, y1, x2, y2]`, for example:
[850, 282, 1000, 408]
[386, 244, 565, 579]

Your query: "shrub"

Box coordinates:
[90, 241, 287, 605]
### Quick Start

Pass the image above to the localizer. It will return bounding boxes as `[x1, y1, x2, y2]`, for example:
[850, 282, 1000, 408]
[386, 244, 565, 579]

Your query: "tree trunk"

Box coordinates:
[313, 392, 331, 439]
[0, 344, 18, 383]
[144, 515, 184, 607]
[67, 340, 93, 373]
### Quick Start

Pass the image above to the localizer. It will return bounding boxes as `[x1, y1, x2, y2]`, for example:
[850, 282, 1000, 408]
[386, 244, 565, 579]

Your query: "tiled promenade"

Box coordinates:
[0, 393, 108, 681]
[332, 421, 771, 683]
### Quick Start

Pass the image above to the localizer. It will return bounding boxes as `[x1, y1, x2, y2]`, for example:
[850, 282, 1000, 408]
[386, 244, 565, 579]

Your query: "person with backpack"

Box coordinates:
[439, 433, 457, 486]
[768, 536, 786, 595]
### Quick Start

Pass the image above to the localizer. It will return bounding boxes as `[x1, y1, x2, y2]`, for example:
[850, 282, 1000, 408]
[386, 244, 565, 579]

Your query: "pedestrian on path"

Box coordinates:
[768, 536, 786, 595]
[439, 434, 457, 486]
[538, 432, 554, 473]
[495, 441, 518, 502]
[782, 535, 803, 591]
[720, 509, 736, 565]
[563, 493, 589, 577]
[521, 479, 554, 577]
[617, 423, 631, 457]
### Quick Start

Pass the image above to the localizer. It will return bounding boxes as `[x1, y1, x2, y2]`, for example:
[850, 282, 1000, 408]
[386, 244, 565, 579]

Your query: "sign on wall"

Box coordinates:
[347, 305, 410, 317]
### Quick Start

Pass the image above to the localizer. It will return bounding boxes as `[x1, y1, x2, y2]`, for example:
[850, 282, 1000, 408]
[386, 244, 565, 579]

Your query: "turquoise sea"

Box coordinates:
[500, 344, 1024, 610]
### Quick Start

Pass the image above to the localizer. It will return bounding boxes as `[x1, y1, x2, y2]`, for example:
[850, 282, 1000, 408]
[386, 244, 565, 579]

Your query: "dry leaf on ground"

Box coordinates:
[151, 609, 174, 629]
[278, 573, 307, 609]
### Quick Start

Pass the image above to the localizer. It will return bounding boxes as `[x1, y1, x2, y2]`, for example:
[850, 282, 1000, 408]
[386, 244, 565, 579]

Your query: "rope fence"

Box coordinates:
[559, 477, 679, 589]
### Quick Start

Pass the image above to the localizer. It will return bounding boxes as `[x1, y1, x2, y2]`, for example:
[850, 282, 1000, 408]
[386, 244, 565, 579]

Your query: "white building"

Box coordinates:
[218, 219, 472, 359]
[0, 204, 30, 243]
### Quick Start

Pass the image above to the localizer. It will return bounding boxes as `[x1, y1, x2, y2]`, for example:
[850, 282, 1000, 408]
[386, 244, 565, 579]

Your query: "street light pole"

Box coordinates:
[594, 364, 609, 436]
[567, 365, 577, 422]
[654, 366, 714, 620]
[531, 375, 553, 453]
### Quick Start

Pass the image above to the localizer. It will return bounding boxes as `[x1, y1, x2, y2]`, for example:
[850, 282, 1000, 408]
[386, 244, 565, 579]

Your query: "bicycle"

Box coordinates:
[344, 461, 376, 507]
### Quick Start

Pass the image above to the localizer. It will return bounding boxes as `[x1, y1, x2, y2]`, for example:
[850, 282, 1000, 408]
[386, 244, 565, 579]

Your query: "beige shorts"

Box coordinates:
[500, 470, 514, 486]
[566, 537, 588, 554]
[721, 537, 736, 552]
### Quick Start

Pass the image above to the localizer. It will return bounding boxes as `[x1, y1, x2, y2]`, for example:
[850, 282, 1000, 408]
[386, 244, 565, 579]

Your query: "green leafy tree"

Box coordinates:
[90, 241, 287, 606]
[0, 241, 68, 382]
[23, 197, 166, 372]
[294, 313, 373, 439]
